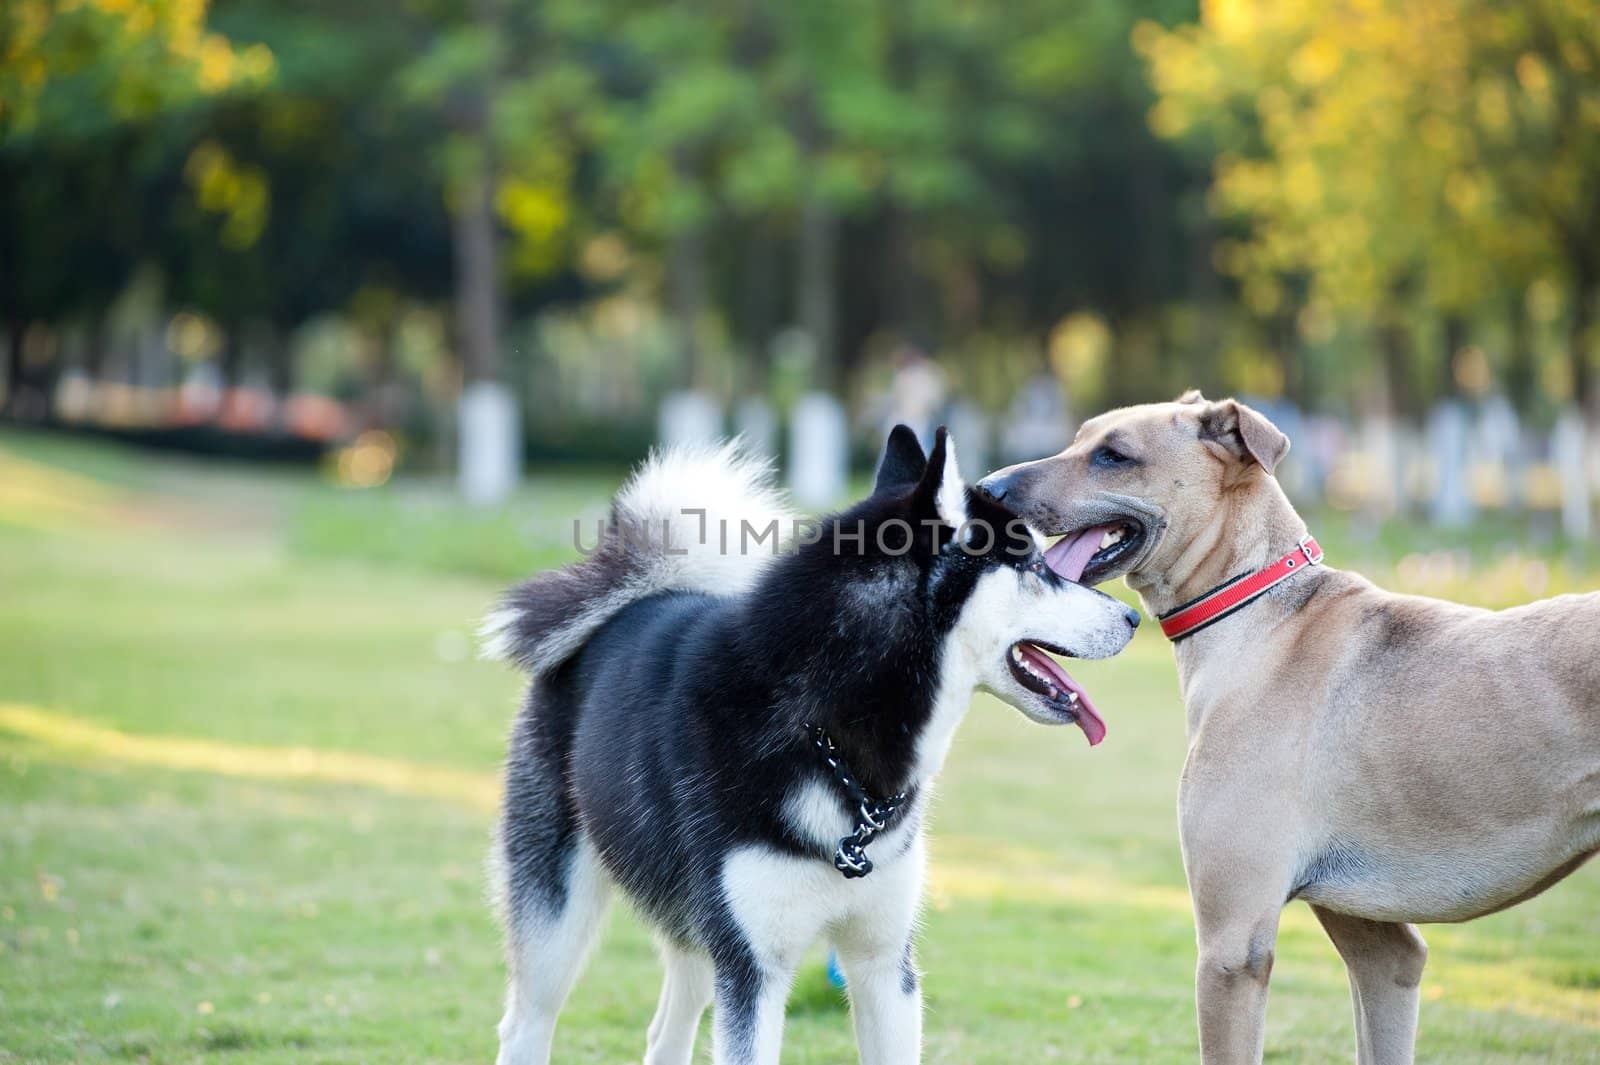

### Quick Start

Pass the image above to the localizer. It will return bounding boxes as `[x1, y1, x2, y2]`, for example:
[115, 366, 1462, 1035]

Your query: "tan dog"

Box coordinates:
[978, 392, 1600, 1065]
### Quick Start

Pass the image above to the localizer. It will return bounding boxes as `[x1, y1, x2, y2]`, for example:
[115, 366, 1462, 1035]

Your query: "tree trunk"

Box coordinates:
[453, 154, 503, 386]
[881, 204, 918, 339]
[738, 221, 778, 394]
[1570, 263, 1596, 425]
[219, 325, 246, 390]
[668, 223, 708, 389]
[1273, 306, 1306, 408]
[3, 320, 23, 414]
[1439, 314, 1467, 400]
[85, 311, 111, 383]
[797, 186, 838, 390]
[450, 0, 518, 504]
[369, 318, 403, 430]
[1506, 292, 1536, 415]
[1378, 309, 1413, 421]
[1186, 216, 1225, 393]
[266, 326, 294, 399]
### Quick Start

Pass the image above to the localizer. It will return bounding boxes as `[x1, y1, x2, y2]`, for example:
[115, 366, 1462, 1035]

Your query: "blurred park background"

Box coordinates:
[3, 1, 1600, 1062]
[3, 0, 1600, 528]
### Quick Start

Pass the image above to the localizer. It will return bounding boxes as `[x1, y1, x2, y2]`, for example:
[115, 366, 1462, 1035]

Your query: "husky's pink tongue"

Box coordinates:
[1043, 524, 1120, 583]
[1015, 642, 1107, 746]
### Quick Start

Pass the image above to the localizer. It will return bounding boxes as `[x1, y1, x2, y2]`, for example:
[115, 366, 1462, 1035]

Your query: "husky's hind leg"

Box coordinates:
[495, 833, 609, 1065]
[644, 941, 714, 1065]
[494, 702, 611, 1065]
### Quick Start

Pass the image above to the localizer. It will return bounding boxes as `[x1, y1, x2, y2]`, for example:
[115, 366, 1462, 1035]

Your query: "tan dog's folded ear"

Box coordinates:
[1176, 389, 1207, 404]
[1197, 398, 1290, 475]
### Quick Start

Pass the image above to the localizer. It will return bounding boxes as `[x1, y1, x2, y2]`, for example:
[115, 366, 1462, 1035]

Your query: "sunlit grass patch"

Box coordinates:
[0, 446, 121, 531]
[0, 702, 499, 811]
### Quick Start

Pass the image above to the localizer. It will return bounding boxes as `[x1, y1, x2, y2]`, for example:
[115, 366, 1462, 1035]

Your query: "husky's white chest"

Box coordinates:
[719, 831, 928, 971]
[714, 779, 929, 969]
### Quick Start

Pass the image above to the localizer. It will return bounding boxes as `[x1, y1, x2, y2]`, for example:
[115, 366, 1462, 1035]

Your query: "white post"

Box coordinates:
[1428, 401, 1472, 527]
[1475, 394, 1521, 510]
[944, 401, 990, 479]
[658, 390, 723, 450]
[999, 372, 1070, 464]
[789, 392, 847, 508]
[1553, 408, 1591, 540]
[734, 395, 779, 460]
[458, 381, 520, 506]
[1358, 415, 1400, 517]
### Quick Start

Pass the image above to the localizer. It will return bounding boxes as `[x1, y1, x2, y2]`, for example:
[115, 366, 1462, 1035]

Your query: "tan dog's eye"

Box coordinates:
[1091, 445, 1136, 468]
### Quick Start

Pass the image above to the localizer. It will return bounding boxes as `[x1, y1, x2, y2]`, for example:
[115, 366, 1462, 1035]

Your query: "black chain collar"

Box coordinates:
[808, 725, 909, 879]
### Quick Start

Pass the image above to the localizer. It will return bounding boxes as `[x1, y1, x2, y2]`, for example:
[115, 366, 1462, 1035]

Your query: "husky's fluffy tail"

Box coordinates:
[480, 441, 795, 677]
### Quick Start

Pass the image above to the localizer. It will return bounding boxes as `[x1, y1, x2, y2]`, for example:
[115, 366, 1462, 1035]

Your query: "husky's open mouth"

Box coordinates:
[1043, 521, 1147, 586]
[1007, 640, 1106, 745]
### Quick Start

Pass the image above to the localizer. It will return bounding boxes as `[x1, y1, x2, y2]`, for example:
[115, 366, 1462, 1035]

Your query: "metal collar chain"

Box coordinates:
[808, 725, 909, 879]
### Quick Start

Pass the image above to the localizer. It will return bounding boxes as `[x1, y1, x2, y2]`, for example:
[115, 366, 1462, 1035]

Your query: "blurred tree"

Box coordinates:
[951, 0, 1204, 408]
[399, 0, 602, 496]
[1139, 0, 1600, 420]
[0, 0, 273, 138]
[589, 3, 764, 388]
[129, 0, 455, 395]
[0, 133, 143, 407]
[578, 0, 1205, 402]
[1, 0, 273, 411]
[2, 0, 1219, 450]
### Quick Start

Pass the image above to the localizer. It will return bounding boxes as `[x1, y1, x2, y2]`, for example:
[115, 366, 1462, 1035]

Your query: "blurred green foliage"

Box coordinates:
[3, 0, 1599, 449]
[1139, 0, 1600, 419]
[1, 0, 272, 137]
[1, 0, 1214, 430]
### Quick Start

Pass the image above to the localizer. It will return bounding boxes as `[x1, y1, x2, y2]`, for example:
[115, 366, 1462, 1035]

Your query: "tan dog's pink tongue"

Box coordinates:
[1044, 525, 1118, 583]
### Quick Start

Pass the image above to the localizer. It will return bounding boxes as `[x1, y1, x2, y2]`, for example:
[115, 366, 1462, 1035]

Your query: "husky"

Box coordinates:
[482, 425, 1140, 1065]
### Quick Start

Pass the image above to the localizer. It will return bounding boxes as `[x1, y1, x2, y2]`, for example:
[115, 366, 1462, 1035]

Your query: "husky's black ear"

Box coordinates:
[875, 424, 927, 493]
[910, 426, 967, 528]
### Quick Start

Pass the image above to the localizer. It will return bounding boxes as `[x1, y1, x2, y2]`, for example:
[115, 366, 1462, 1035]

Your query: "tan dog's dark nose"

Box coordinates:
[975, 474, 1010, 502]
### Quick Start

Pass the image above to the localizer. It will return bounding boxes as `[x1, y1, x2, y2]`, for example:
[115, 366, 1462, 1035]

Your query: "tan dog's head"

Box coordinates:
[976, 392, 1291, 587]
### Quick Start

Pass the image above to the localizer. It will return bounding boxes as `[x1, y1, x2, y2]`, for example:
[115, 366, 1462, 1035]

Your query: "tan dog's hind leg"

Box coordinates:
[1312, 907, 1426, 1065]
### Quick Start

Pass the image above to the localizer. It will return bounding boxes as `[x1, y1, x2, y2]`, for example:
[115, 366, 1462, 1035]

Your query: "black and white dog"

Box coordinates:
[482, 426, 1139, 1065]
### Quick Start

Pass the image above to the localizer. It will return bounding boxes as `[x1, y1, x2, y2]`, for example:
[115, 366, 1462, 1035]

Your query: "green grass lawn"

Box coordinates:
[1, 429, 1596, 1063]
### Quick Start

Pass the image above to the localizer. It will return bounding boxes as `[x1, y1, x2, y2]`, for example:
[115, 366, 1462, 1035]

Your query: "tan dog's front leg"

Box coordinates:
[1312, 906, 1426, 1065]
[1193, 903, 1281, 1065]
[1183, 781, 1294, 1065]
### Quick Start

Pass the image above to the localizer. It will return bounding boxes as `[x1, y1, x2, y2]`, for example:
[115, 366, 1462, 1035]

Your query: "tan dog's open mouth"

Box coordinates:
[1043, 520, 1147, 586]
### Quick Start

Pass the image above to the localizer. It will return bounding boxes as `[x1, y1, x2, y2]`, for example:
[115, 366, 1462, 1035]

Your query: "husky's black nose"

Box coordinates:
[1124, 606, 1142, 630]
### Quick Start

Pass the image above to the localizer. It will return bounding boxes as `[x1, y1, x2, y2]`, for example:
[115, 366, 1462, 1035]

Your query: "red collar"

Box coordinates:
[1158, 536, 1323, 641]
